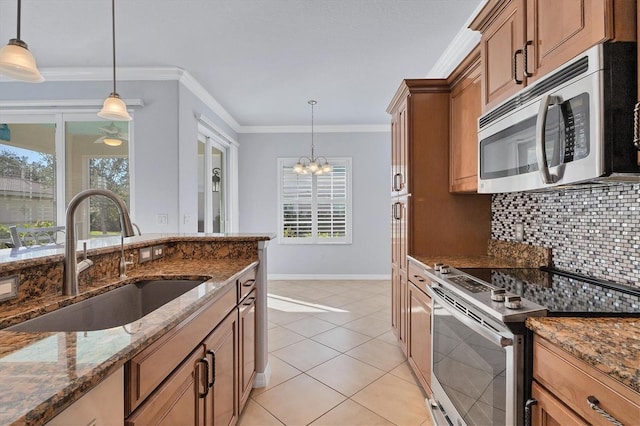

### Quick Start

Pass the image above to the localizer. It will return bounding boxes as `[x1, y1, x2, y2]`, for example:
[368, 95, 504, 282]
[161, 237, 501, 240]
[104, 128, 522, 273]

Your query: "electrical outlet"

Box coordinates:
[515, 222, 524, 242]
[0, 275, 18, 302]
[152, 244, 164, 259]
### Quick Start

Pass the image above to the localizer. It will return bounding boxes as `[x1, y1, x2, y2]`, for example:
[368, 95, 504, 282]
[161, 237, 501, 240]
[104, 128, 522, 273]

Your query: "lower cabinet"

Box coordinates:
[529, 335, 640, 426]
[407, 280, 432, 396]
[126, 304, 238, 426]
[124, 264, 258, 426]
[239, 289, 256, 411]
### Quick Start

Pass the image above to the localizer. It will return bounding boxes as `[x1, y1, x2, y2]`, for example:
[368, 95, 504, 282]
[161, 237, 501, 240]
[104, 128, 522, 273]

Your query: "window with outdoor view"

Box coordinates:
[278, 158, 352, 244]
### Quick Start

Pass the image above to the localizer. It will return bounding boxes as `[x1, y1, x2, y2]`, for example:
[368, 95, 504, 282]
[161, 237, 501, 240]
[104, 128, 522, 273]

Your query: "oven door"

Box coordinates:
[426, 286, 524, 426]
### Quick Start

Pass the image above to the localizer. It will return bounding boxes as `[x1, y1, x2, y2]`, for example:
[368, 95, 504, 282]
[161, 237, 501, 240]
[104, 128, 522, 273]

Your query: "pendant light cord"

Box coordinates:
[16, 0, 21, 40]
[111, 0, 117, 94]
[309, 100, 316, 160]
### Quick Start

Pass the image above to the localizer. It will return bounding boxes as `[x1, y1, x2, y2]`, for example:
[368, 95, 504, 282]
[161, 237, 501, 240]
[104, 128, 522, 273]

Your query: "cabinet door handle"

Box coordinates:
[393, 173, 403, 191]
[587, 395, 623, 426]
[206, 350, 216, 388]
[524, 398, 537, 426]
[522, 40, 533, 78]
[197, 358, 209, 398]
[633, 101, 640, 150]
[242, 279, 256, 287]
[513, 48, 524, 84]
[392, 202, 399, 220]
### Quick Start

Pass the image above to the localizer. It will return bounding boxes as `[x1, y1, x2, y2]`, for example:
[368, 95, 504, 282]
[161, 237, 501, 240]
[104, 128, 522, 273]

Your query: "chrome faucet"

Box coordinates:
[64, 188, 135, 296]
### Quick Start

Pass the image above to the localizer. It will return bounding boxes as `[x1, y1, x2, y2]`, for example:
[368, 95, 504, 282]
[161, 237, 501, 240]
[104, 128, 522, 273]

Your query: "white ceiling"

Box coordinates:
[0, 0, 484, 128]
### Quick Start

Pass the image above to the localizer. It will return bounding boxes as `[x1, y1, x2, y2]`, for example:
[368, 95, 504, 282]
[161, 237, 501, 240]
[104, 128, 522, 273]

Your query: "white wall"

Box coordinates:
[0, 78, 238, 234]
[238, 131, 391, 279]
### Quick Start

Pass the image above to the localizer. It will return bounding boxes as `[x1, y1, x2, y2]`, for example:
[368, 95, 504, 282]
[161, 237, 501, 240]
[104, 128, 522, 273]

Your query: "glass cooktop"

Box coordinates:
[457, 268, 640, 315]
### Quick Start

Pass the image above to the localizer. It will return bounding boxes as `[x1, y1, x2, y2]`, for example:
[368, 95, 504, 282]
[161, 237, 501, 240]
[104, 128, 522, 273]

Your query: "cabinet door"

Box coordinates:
[392, 98, 409, 196]
[450, 52, 482, 193]
[391, 263, 400, 335]
[480, 0, 526, 110]
[239, 290, 256, 412]
[530, 381, 588, 426]
[203, 310, 238, 426]
[525, 0, 608, 84]
[408, 282, 432, 395]
[126, 349, 205, 426]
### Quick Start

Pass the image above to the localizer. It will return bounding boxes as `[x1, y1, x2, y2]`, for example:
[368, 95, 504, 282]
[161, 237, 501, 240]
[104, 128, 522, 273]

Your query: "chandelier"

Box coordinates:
[293, 100, 332, 175]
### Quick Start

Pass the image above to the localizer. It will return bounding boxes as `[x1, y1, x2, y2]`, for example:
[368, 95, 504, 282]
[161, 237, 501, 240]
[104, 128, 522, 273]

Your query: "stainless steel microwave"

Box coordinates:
[477, 42, 639, 193]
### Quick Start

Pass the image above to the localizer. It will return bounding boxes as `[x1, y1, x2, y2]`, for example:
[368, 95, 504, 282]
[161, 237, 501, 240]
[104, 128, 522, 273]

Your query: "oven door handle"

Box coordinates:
[536, 93, 562, 185]
[426, 286, 513, 348]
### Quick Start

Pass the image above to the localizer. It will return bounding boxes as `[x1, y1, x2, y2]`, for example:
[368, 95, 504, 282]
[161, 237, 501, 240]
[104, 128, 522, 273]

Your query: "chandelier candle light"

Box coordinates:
[293, 100, 332, 175]
[98, 0, 131, 121]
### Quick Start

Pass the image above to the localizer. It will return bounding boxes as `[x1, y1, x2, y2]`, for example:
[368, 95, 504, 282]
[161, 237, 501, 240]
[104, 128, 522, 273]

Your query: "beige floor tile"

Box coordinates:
[310, 326, 372, 352]
[238, 399, 284, 426]
[253, 374, 346, 426]
[268, 326, 306, 352]
[251, 354, 302, 396]
[272, 339, 340, 371]
[281, 316, 336, 337]
[311, 309, 367, 326]
[342, 315, 392, 338]
[389, 361, 421, 385]
[346, 338, 406, 371]
[376, 330, 400, 346]
[310, 399, 394, 426]
[340, 300, 385, 315]
[307, 354, 385, 396]
[267, 308, 311, 325]
[352, 374, 429, 425]
[314, 292, 362, 308]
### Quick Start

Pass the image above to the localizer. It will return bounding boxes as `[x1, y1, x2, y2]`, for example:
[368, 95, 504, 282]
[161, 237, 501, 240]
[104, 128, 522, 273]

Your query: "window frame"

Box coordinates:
[277, 157, 352, 245]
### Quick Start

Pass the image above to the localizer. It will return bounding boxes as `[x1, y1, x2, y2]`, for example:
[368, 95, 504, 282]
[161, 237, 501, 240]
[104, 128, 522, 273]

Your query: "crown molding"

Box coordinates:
[241, 124, 389, 134]
[425, 0, 488, 78]
[0, 66, 389, 134]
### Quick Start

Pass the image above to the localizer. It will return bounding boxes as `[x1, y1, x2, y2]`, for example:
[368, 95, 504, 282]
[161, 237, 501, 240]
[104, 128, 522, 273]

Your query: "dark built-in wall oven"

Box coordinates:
[423, 266, 640, 426]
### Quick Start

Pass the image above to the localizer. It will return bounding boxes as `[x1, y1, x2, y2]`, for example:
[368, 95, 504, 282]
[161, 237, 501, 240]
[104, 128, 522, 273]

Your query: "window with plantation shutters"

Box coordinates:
[278, 158, 352, 244]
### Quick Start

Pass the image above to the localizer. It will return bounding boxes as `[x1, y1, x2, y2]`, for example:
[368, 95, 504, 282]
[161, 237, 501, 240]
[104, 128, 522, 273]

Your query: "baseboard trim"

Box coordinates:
[253, 361, 271, 388]
[267, 274, 391, 281]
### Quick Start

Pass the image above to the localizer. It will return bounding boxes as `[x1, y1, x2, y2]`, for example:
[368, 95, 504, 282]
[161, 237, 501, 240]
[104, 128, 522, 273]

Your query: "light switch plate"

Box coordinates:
[0, 275, 18, 302]
[139, 247, 153, 263]
[515, 223, 524, 242]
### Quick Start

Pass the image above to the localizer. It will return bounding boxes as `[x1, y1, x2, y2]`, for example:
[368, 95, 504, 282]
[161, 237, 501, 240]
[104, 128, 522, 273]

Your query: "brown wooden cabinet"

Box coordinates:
[529, 335, 640, 426]
[125, 264, 259, 425]
[448, 46, 482, 193]
[387, 79, 491, 360]
[407, 260, 432, 396]
[471, 0, 636, 111]
[238, 289, 256, 412]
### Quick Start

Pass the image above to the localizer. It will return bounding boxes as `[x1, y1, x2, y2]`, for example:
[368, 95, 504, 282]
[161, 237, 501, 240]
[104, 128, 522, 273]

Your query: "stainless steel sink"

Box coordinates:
[6, 279, 204, 332]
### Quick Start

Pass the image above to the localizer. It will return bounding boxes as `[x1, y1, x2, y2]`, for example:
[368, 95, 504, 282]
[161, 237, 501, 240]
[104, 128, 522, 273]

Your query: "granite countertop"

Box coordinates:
[526, 317, 640, 394]
[0, 234, 269, 426]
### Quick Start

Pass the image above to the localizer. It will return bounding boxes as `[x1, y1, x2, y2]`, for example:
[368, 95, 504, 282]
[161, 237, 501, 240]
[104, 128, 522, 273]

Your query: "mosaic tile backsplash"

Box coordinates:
[491, 183, 640, 287]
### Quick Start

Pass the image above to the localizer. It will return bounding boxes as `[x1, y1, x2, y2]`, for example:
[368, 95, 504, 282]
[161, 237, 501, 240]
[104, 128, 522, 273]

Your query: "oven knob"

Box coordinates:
[491, 289, 506, 302]
[434, 263, 444, 272]
[440, 265, 451, 274]
[504, 296, 522, 309]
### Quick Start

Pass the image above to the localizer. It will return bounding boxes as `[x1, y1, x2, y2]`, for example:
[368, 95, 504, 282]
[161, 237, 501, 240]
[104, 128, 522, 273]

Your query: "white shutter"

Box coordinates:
[278, 158, 351, 244]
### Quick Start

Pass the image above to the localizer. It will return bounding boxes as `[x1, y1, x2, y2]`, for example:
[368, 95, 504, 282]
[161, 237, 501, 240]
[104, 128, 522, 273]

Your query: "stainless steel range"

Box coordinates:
[423, 265, 640, 426]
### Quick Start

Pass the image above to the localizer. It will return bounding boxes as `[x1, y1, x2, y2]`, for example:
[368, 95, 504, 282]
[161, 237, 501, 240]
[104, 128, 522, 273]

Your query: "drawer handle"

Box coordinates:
[206, 350, 216, 388]
[243, 296, 256, 306]
[413, 274, 425, 282]
[242, 279, 256, 287]
[587, 396, 623, 426]
[524, 398, 537, 426]
[197, 358, 209, 398]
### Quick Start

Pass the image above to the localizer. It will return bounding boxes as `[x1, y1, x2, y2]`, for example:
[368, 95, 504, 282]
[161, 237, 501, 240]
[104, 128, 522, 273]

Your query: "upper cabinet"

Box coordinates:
[448, 46, 482, 193]
[470, 0, 637, 111]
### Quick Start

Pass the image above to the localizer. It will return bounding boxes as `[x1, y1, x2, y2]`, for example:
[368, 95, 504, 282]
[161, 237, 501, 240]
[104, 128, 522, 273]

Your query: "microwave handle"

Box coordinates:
[536, 94, 561, 184]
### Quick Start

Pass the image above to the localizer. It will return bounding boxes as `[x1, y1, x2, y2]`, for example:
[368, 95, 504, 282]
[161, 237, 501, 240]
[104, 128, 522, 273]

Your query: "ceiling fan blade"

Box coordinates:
[93, 136, 106, 144]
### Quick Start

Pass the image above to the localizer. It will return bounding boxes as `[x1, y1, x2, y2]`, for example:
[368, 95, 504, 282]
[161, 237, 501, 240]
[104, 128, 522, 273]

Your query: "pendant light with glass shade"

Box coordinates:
[98, 0, 131, 121]
[293, 100, 332, 175]
[0, 0, 44, 83]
